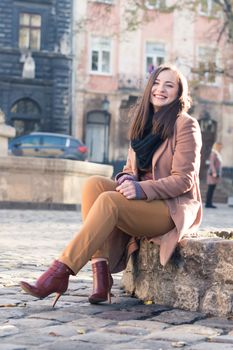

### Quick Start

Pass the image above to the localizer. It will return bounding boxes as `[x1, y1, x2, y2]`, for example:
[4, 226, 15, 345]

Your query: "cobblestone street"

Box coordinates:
[0, 204, 233, 349]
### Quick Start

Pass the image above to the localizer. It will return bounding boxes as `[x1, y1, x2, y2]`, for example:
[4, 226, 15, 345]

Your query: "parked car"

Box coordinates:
[8, 132, 88, 161]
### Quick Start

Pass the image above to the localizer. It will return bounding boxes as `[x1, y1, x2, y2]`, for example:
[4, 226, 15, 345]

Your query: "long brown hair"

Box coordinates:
[129, 64, 192, 140]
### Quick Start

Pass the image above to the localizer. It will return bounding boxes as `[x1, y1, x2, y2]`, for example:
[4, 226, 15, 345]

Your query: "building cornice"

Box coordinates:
[0, 47, 72, 60]
[0, 75, 53, 86]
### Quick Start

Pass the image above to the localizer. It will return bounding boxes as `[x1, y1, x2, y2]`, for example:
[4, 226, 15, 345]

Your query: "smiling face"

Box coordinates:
[150, 69, 180, 112]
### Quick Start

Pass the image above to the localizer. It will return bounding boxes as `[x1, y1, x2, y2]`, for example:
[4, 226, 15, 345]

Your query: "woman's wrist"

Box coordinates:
[132, 181, 147, 200]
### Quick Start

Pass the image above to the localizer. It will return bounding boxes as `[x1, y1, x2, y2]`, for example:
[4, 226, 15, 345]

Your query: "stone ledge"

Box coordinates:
[0, 201, 80, 210]
[0, 156, 113, 204]
[122, 233, 233, 317]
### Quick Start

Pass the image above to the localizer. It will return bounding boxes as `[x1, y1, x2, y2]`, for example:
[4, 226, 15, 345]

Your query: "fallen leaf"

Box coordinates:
[144, 300, 154, 305]
[171, 341, 186, 348]
[77, 329, 86, 334]
[49, 332, 61, 337]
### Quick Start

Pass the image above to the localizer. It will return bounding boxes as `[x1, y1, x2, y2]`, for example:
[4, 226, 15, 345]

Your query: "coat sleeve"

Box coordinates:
[139, 117, 202, 201]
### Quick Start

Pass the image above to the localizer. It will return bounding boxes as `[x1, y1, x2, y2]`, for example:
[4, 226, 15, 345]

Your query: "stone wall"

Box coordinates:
[122, 236, 233, 317]
[0, 156, 113, 204]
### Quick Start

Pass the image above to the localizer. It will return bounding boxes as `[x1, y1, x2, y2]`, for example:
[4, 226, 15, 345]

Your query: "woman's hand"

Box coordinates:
[116, 180, 136, 199]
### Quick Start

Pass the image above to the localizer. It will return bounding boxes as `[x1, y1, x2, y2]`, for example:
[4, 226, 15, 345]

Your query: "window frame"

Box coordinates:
[93, 0, 114, 4]
[145, 41, 166, 74]
[145, 0, 166, 10]
[89, 36, 113, 76]
[13, 6, 48, 51]
[198, 0, 219, 17]
[19, 12, 42, 51]
[196, 46, 219, 86]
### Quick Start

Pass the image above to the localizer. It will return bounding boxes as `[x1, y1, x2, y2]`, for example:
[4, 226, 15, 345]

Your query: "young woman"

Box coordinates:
[20, 64, 203, 307]
[205, 142, 223, 208]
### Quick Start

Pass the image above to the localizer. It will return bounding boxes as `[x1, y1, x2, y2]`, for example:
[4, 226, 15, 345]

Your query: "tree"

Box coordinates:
[121, 0, 233, 43]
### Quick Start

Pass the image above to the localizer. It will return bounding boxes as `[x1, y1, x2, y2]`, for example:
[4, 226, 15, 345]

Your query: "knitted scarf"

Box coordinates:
[131, 113, 164, 170]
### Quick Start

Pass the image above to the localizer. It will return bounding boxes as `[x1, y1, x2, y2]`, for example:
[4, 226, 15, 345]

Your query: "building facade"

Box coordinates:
[73, 0, 233, 178]
[0, 0, 73, 137]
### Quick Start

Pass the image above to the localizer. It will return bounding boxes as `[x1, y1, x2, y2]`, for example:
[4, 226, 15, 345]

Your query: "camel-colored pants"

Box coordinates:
[59, 175, 174, 274]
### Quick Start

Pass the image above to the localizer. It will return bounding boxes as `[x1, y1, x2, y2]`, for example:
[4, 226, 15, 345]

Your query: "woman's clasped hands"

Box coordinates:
[116, 179, 137, 199]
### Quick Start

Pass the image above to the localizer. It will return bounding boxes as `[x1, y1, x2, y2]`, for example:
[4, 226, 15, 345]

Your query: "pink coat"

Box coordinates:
[108, 113, 203, 272]
[207, 150, 222, 185]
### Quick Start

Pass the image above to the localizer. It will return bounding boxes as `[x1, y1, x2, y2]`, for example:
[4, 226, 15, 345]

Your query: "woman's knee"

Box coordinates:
[97, 191, 125, 209]
[83, 175, 103, 189]
[83, 175, 115, 193]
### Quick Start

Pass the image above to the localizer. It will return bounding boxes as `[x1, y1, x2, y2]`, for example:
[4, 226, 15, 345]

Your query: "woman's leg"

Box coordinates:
[20, 185, 174, 305]
[81, 176, 118, 303]
[59, 190, 174, 274]
[20, 176, 117, 305]
[81, 175, 116, 220]
[81, 175, 117, 260]
[205, 184, 216, 207]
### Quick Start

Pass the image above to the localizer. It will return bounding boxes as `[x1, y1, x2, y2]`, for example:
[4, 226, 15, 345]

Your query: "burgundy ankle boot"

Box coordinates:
[20, 260, 75, 307]
[88, 261, 113, 304]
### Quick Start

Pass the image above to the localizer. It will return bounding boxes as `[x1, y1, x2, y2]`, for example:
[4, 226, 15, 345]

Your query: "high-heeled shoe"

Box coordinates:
[20, 260, 75, 307]
[88, 260, 113, 304]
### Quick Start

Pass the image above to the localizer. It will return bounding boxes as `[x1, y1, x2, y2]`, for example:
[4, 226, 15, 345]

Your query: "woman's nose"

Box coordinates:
[156, 83, 165, 92]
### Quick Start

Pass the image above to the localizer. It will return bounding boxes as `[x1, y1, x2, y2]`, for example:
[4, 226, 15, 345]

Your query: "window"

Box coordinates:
[19, 135, 41, 146]
[11, 98, 41, 136]
[145, 42, 165, 73]
[145, 0, 166, 10]
[198, 0, 219, 16]
[90, 37, 112, 74]
[94, 0, 113, 3]
[11, 98, 41, 116]
[198, 47, 216, 83]
[42, 136, 66, 147]
[19, 13, 41, 50]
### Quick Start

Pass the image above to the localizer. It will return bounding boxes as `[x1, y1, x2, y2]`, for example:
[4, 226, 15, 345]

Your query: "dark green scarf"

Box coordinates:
[131, 113, 164, 170]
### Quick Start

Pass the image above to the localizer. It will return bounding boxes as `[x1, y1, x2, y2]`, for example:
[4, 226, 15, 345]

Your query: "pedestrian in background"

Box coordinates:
[20, 64, 202, 307]
[205, 142, 223, 208]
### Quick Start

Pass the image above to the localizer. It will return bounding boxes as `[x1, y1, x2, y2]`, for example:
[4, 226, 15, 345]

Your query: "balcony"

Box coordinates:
[117, 74, 147, 91]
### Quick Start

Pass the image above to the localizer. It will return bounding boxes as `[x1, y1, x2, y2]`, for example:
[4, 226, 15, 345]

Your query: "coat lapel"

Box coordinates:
[152, 138, 169, 171]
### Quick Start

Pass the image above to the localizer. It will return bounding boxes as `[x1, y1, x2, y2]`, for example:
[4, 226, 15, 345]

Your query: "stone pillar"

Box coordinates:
[0, 109, 16, 156]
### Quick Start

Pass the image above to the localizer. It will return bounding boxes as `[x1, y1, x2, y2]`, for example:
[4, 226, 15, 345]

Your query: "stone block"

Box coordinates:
[122, 236, 233, 317]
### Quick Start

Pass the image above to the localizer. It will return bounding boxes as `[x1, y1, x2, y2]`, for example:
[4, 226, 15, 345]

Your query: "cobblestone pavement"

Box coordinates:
[0, 204, 232, 349]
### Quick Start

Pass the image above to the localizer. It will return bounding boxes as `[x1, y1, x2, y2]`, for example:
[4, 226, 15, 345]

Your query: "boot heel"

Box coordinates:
[52, 293, 62, 307]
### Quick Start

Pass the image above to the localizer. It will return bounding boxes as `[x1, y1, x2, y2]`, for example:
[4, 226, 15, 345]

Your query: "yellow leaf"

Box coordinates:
[144, 300, 154, 305]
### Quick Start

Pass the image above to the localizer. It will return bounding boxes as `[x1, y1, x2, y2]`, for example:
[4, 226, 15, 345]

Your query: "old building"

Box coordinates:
[0, 0, 73, 136]
[73, 0, 233, 181]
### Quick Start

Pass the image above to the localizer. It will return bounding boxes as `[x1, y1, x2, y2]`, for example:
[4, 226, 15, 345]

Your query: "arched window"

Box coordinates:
[10, 98, 41, 136]
[11, 98, 41, 116]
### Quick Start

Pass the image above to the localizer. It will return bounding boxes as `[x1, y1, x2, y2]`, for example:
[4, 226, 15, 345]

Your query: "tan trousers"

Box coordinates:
[59, 175, 174, 274]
